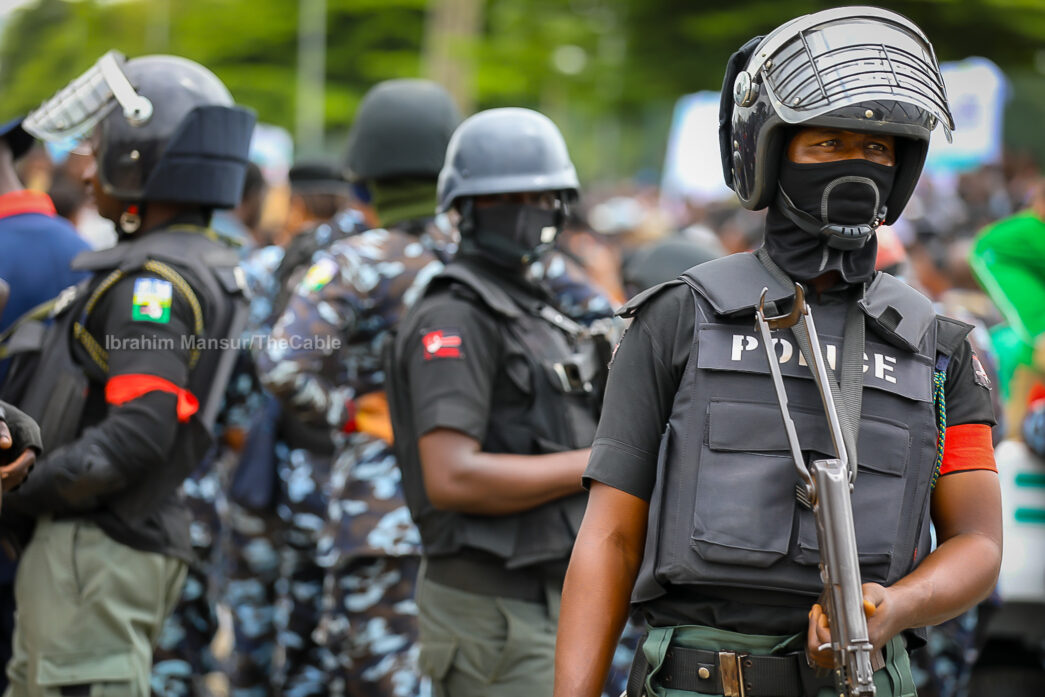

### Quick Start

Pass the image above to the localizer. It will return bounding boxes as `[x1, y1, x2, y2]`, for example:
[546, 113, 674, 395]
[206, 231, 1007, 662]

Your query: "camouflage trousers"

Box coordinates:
[271, 445, 336, 697]
[604, 618, 643, 697]
[152, 467, 224, 697]
[319, 555, 424, 697]
[910, 607, 984, 697]
[222, 501, 283, 697]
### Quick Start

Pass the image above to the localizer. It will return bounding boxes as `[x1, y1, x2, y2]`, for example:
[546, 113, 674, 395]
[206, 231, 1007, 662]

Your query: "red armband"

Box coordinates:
[940, 423, 996, 475]
[105, 374, 199, 423]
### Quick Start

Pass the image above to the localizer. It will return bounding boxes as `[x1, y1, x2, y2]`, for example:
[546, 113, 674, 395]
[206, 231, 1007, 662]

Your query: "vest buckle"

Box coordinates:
[551, 360, 591, 393]
[717, 650, 747, 697]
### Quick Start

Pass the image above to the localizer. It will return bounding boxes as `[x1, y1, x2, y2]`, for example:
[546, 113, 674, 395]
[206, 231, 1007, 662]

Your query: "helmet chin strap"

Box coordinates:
[774, 187, 886, 251]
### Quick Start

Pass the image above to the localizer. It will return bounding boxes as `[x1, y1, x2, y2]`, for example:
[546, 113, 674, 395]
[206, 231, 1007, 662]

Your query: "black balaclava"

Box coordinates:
[765, 158, 896, 285]
[459, 199, 562, 271]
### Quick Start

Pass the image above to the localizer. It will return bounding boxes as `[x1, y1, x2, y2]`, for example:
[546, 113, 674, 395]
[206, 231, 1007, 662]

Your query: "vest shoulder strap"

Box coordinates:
[934, 315, 974, 360]
[617, 279, 685, 319]
[681, 253, 794, 316]
[72, 227, 240, 275]
[429, 263, 522, 319]
[858, 272, 935, 352]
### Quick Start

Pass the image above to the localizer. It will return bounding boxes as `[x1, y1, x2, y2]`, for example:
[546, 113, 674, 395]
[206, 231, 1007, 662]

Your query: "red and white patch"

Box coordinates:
[971, 351, 992, 389]
[422, 329, 463, 360]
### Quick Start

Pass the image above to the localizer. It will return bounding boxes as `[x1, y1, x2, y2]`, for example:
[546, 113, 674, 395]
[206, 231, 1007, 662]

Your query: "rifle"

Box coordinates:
[754, 283, 877, 697]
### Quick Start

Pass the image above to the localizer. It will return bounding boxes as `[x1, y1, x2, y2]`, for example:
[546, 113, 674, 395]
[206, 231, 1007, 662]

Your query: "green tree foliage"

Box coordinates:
[1, 0, 1044, 179]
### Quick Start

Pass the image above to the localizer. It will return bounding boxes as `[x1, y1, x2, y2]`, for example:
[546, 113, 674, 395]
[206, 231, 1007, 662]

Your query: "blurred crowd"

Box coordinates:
[2, 119, 1044, 697]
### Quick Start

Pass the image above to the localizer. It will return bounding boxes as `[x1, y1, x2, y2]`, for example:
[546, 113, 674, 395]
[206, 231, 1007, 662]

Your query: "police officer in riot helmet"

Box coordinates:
[555, 7, 1001, 697]
[387, 108, 606, 697]
[1, 51, 253, 696]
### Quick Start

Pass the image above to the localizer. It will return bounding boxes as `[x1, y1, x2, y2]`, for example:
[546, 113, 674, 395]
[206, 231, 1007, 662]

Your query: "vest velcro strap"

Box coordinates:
[655, 646, 835, 697]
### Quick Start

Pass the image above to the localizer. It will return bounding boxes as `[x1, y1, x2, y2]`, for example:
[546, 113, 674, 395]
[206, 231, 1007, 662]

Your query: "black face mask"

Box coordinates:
[765, 159, 896, 286]
[465, 202, 561, 269]
[780, 158, 894, 226]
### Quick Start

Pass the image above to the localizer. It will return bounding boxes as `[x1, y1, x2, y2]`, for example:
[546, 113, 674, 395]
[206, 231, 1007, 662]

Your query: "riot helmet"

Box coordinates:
[24, 51, 256, 232]
[720, 6, 954, 250]
[438, 107, 579, 268]
[344, 79, 461, 183]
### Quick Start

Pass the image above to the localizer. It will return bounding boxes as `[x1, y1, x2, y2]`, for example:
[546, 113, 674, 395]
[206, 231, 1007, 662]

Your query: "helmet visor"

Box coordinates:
[23, 50, 153, 143]
[753, 7, 954, 140]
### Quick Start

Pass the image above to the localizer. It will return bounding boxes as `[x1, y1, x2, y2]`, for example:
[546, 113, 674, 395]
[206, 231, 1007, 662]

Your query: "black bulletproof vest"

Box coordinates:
[629, 252, 956, 604]
[2, 227, 247, 519]
[389, 260, 604, 570]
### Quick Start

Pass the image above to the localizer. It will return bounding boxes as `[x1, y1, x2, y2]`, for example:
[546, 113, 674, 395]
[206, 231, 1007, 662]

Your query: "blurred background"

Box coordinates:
[0, 2, 1044, 695]
[1, 0, 1044, 179]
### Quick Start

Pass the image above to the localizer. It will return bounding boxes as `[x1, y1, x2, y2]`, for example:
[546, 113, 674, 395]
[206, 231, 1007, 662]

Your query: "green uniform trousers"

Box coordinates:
[4, 518, 187, 697]
[639, 624, 917, 697]
[415, 570, 561, 697]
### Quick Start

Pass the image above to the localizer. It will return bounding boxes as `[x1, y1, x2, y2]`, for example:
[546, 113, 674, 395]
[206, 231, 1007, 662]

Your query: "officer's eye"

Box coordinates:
[815, 139, 840, 148]
[866, 142, 890, 152]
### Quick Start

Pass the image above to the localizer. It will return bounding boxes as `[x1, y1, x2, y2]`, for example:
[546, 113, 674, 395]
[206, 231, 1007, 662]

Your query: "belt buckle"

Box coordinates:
[718, 650, 747, 697]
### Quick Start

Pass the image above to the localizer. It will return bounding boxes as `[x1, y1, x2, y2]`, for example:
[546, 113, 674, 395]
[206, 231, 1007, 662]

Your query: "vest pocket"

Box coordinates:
[691, 450, 797, 567]
[794, 417, 911, 578]
[692, 401, 802, 567]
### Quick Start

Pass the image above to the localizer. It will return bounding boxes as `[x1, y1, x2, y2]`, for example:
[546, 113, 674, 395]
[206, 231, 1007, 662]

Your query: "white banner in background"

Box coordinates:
[661, 91, 734, 205]
[925, 57, 1010, 175]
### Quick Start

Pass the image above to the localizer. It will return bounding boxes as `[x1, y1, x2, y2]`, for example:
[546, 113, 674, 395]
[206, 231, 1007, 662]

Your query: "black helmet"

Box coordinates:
[344, 79, 461, 183]
[437, 108, 579, 268]
[24, 51, 256, 209]
[720, 6, 954, 246]
[437, 107, 579, 213]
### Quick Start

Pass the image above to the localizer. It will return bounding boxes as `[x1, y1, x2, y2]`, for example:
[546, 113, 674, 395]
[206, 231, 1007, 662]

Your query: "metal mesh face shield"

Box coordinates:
[748, 7, 954, 138]
[22, 51, 153, 143]
[726, 6, 955, 223]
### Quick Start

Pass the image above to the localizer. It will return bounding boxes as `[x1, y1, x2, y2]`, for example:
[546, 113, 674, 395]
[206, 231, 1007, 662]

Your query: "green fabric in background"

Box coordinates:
[971, 211, 1045, 345]
[368, 178, 439, 229]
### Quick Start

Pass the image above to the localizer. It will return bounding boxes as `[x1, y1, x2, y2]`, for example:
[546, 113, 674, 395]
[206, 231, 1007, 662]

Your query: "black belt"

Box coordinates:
[628, 644, 835, 697]
[423, 553, 561, 604]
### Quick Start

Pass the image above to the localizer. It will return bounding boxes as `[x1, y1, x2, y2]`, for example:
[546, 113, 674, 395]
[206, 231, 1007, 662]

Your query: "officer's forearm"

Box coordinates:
[419, 429, 587, 515]
[885, 531, 1001, 634]
[887, 470, 1002, 633]
[555, 483, 647, 697]
[5, 442, 123, 515]
[6, 393, 176, 516]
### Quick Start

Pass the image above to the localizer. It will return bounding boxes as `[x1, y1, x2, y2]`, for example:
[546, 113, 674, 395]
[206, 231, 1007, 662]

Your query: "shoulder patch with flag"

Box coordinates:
[131, 278, 173, 323]
[422, 328, 463, 360]
[302, 257, 338, 293]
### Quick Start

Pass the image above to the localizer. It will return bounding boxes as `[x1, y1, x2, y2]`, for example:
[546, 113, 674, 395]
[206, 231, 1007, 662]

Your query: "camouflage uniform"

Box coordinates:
[257, 216, 455, 697]
[222, 213, 368, 697]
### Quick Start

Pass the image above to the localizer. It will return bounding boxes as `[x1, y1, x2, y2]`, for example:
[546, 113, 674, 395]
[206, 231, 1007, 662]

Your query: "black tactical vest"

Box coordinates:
[1, 226, 247, 519]
[388, 260, 605, 571]
[628, 253, 968, 604]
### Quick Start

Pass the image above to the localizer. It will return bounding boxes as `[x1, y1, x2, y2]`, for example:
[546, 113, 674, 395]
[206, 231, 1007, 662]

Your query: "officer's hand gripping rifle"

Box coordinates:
[755, 284, 876, 697]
